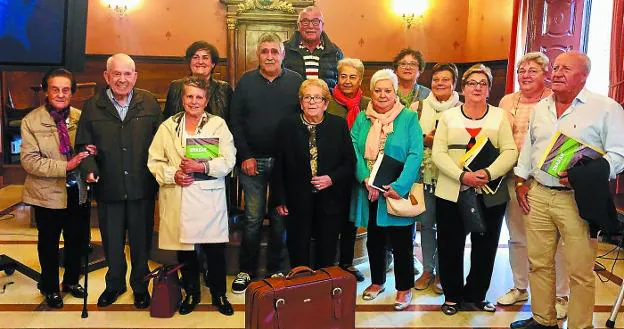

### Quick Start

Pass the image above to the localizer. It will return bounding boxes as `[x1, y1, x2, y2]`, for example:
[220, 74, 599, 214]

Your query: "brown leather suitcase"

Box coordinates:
[245, 266, 356, 329]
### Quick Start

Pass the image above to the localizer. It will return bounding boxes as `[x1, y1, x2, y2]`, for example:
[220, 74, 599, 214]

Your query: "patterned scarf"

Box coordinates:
[364, 100, 404, 161]
[47, 104, 72, 159]
[332, 86, 363, 130]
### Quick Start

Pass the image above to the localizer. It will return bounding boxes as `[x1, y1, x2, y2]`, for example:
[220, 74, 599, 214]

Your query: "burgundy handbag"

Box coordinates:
[144, 264, 184, 318]
[245, 266, 356, 329]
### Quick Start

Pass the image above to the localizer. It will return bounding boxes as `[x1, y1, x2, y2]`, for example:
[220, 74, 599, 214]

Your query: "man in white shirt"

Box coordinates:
[511, 52, 624, 329]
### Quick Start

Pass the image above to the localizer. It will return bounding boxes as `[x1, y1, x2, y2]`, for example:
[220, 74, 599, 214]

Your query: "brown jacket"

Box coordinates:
[20, 106, 81, 209]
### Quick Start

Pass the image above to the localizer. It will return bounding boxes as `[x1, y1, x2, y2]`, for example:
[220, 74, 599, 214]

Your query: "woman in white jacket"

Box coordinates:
[148, 77, 236, 316]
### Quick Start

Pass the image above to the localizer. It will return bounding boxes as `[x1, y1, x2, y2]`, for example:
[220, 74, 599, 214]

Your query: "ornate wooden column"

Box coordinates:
[220, 0, 314, 87]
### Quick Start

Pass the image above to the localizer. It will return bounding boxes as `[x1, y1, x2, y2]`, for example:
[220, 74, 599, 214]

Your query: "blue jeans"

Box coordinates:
[238, 157, 285, 277]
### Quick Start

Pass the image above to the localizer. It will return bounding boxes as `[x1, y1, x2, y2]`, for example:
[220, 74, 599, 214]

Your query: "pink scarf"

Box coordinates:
[332, 86, 363, 130]
[364, 100, 404, 160]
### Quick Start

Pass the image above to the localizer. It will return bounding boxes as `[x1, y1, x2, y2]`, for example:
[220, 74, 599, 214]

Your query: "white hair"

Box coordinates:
[370, 69, 398, 91]
[106, 53, 136, 71]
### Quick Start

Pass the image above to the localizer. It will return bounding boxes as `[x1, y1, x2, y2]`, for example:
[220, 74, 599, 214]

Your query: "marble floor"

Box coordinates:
[1, 186, 624, 328]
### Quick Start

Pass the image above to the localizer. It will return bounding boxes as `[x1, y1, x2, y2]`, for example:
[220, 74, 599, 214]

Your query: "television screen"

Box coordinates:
[0, 0, 86, 70]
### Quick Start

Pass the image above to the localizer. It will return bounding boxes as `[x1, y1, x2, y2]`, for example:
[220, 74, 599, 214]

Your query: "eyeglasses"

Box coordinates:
[398, 61, 419, 69]
[302, 95, 326, 103]
[517, 68, 541, 76]
[465, 80, 488, 88]
[299, 18, 322, 27]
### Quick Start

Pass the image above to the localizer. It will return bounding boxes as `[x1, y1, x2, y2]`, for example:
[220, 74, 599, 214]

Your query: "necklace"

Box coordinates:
[512, 88, 545, 117]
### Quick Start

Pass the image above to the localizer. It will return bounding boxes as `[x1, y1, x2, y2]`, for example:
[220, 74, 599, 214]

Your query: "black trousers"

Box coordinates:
[34, 186, 89, 294]
[338, 215, 357, 267]
[286, 195, 341, 269]
[436, 196, 506, 303]
[97, 199, 154, 293]
[366, 201, 414, 291]
[177, 243, 226, 297]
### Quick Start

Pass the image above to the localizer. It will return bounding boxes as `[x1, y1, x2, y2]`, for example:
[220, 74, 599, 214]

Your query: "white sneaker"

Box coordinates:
[496, 288, 529, 305]
[555, 296, 568, 319]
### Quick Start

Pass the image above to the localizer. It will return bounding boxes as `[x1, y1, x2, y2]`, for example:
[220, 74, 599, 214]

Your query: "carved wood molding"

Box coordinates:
[236, 0, 296, 14]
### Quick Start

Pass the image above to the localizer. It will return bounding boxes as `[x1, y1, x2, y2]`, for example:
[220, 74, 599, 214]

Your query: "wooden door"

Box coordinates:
[526, 0, 592, 72]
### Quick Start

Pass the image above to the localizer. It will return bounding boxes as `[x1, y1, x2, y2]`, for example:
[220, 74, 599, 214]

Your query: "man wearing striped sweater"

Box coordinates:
[284, 6, 343, 90]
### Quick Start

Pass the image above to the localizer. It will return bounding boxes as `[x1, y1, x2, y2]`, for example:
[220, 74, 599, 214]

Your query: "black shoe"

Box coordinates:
[44, 292, 64, 309]
[96, 287, 127, 307]
[212, 295, 234, 316]
[133, 292, 151, 309]
[463, 300, 496, 312]
[62, 283, 86, 298]
[231, 272, 251, 294]
[179, 293, 201, 315]
[342, 265, 365, 283]
[510, 318, 559, 329]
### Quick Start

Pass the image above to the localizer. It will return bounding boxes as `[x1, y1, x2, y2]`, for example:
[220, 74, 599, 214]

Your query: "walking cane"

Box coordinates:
[81, 183, 92, 319]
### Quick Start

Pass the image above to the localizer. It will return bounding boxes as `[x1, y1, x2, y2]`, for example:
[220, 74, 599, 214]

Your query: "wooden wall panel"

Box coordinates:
[3, 57, 507, 110]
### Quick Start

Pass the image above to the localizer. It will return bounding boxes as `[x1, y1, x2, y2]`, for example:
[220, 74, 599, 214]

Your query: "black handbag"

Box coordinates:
[457, 188, 486, 234]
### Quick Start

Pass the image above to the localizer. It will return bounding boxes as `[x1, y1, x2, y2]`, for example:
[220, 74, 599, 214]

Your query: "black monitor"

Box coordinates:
[0, 0, 88, 71]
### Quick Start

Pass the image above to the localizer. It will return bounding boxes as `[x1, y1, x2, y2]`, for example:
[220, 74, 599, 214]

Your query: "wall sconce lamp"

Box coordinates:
[103, 0, 140, 18]
[393, 0, 428, 29]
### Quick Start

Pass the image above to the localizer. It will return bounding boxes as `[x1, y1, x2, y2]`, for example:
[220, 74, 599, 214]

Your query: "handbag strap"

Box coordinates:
[144, 263, 184, 282]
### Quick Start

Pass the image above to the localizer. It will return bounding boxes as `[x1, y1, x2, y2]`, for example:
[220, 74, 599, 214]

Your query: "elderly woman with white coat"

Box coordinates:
[148, 76, 236, 316]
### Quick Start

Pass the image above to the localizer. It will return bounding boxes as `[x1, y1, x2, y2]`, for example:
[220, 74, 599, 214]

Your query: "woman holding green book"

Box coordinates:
[147, 77, 236, 316]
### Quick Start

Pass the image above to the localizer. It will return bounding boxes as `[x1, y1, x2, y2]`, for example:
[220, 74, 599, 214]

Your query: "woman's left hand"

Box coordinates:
[179, 157, 205, 174]
[382, 185, 401, 199]
[311, 175, 333, 191]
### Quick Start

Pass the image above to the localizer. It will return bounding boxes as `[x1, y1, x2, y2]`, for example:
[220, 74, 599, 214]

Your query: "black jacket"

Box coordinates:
[283, 31, 343, 90]
[273, 113, 355, 215]
[76, 88, 163, 202]
[162, 77, 233, 122]
[568, 157, 620, 234]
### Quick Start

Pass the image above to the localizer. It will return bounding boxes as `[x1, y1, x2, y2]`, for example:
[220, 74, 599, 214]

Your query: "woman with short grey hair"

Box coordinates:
[351, 69, 423, 311]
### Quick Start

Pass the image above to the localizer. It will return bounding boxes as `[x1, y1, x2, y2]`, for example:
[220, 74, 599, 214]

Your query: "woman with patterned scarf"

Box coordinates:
[351, 69, 423, 311]
[20, 68, 94, 308]
[413, 63, 462, 294]
[326, 58, 370, 282]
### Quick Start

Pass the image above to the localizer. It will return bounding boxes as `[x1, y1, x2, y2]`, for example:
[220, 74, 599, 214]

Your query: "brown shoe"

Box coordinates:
[414, 271, 434, 290]
[433, 275, 443, 294]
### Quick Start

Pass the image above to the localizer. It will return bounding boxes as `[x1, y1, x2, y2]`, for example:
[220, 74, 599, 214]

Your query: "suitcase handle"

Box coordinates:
[285, 266, 315, 279]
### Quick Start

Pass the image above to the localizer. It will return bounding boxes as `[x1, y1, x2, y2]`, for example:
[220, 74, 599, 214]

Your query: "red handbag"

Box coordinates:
[144, 264, 184, 318]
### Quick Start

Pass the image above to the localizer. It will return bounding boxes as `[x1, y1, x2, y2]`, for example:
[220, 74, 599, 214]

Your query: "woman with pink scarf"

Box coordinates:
[350, 69, 423, 311]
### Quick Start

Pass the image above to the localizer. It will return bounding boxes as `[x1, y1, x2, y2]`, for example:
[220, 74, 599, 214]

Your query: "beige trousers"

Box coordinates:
[525, 183, 596, 329]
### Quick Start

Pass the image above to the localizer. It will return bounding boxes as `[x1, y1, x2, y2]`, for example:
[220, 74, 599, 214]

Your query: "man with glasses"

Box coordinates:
[229, 33, 304, 294]
[284, 6, 343, 90]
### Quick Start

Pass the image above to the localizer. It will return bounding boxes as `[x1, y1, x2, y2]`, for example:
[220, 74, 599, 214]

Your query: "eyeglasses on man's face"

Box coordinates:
[398, 61, 419, 69]
[299, 18, 322, 27]
[465, 80, 488, 88]
[302, 95, 326, 103]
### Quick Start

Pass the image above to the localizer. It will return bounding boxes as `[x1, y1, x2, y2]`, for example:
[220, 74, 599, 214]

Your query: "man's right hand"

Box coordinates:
[66, 151, 89, 171]
[85, 172, 99, 183]
[423, 129, 436, 147]
[461, 171, 489, 188]
[516, 184, 531, 214]
[241, 158, 258, 176]
[276, 205, 289, 216]
[174, 170, 194, 187]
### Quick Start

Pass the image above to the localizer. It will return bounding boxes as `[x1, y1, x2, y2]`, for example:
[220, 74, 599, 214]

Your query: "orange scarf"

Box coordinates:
[364, 100, 404, 160]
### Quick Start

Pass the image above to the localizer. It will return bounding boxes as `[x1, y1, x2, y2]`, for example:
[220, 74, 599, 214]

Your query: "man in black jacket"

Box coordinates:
[76, 53, 163, 309]
[283, 6, 343, 90]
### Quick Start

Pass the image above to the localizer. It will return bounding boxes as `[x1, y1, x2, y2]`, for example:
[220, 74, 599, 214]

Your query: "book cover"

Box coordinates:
[537, 132, 604, 178]
[460, 136, 502, 194]
[185, 137, 219, 180]
[368, 153, 404, 192]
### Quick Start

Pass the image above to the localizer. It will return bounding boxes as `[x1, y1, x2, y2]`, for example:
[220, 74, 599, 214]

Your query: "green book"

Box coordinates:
[537, 132, 604, 178]
[185, 138, 219, 180]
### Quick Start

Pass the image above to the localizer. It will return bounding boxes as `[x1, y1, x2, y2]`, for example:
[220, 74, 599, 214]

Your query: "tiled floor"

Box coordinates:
[2, 187, 624, 328]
